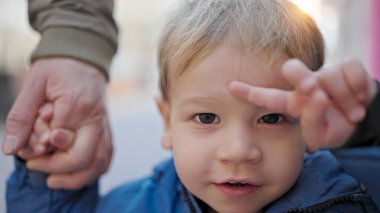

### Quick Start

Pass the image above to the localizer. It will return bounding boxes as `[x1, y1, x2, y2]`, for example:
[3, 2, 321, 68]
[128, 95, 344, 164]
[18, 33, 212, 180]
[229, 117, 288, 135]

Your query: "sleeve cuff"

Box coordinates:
[31, 27, 117, 81]
[13, 156, 48, 188]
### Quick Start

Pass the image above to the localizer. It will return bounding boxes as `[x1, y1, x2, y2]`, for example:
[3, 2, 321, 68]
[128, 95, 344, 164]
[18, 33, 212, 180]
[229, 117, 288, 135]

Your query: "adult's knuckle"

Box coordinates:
[7, 110, 34, 126]
[76, 97, 101, 115]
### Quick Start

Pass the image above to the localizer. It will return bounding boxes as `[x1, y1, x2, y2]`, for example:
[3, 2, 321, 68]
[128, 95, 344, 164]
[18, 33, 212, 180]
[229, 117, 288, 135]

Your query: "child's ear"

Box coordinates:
[156, 98, 172, 149]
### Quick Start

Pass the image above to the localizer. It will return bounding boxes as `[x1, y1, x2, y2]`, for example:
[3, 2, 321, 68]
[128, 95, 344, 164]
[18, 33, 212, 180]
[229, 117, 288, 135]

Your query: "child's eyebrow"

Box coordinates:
[177, 96, 220, 108]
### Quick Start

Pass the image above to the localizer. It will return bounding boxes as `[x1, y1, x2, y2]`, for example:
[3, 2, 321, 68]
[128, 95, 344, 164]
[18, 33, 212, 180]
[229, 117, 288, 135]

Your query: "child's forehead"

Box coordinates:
[170, 42, 289, 79]
[168, 45, 292, 94]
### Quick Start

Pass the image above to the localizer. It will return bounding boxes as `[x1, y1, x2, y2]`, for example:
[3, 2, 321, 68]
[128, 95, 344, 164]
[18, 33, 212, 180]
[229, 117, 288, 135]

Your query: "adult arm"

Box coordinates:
[28, 0, 118, 77]
[2, 0, 116, 189]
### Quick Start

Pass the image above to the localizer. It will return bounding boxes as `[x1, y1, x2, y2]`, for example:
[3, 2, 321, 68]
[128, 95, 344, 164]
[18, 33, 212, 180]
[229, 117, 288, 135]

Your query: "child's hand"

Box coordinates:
[17, 103, 75, 160]
[229, 59, 377, 152]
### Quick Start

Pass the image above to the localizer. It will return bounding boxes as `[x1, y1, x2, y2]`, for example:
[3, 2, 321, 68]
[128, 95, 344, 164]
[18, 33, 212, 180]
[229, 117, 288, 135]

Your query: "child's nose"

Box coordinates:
[215, 126, 262, 164]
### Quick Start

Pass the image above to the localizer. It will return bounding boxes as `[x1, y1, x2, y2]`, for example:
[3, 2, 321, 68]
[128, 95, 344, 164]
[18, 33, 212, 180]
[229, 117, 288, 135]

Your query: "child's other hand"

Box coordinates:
[229, 59, 377, 152]
[17, 103, 75, 160]
[314, 59, 377, 123]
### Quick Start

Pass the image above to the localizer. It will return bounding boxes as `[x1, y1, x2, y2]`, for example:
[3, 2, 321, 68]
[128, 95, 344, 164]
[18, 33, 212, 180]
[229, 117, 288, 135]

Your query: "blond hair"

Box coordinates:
[158, 0, 325, 100]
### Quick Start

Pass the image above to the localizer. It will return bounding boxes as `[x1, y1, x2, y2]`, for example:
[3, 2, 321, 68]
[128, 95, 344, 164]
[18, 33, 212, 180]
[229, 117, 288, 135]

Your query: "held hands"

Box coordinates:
[17, 102, 113, 190]
[2, 58, 113, 189]
[229, 59, 377, 152]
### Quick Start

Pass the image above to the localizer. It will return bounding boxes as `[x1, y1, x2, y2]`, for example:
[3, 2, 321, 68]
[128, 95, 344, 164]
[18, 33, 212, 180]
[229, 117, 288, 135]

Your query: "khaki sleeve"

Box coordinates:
[28, 0, 118, 80]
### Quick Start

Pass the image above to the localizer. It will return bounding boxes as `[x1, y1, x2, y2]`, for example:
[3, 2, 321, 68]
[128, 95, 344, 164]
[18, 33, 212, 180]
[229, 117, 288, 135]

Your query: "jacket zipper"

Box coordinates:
[283, 194, 361, 213]
[179, 185, 198, 213]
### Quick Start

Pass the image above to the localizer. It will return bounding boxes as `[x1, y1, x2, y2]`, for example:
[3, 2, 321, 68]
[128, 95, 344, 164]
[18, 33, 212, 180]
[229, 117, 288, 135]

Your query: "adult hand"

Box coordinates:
[229, 59, 377, 152]
[3, 58, 113, 189]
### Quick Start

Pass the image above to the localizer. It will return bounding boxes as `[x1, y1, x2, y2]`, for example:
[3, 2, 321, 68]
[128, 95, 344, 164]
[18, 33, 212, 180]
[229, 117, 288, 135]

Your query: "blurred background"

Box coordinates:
[0, 0, 379, 212]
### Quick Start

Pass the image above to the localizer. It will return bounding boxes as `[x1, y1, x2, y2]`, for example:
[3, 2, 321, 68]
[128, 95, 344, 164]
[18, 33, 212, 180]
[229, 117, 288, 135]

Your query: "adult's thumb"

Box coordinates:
[2, 75, 45, 155]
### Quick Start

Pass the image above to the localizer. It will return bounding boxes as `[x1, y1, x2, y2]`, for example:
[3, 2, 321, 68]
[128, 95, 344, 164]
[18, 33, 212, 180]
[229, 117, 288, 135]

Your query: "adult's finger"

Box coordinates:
[2, 73, 46, 155]
[49, 128, 76, 150]
[45, 59, 107, 129]
[46, 128, 112, 189]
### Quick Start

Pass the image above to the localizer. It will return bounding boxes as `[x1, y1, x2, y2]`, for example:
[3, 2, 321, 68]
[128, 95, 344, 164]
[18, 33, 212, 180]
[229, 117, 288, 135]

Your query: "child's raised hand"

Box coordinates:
[229, 59, 377, 152]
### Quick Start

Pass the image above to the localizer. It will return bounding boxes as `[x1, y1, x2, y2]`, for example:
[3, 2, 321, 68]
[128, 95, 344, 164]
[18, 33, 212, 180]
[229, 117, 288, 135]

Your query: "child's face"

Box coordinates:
[157, 43, 306, 213]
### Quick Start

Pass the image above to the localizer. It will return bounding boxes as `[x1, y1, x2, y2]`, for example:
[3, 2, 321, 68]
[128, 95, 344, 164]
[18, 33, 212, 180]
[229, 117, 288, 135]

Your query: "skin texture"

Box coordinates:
[229, 59, 377, 152]
[157, 44, 306, 213]
[3, 58, 113, 189]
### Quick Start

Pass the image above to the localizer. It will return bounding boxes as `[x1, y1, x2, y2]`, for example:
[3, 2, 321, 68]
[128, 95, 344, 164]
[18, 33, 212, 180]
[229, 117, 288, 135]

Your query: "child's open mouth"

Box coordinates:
[216, 181, 259, 197]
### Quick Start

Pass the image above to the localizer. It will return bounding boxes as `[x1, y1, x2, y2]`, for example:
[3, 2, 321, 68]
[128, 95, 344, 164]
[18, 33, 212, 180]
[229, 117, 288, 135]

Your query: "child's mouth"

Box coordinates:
[216, 181, 259, 197]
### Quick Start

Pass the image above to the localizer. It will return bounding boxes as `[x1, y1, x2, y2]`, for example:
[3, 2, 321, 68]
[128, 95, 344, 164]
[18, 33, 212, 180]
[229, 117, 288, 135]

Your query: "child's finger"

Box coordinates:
[28, 132, 39, 148]
[317, 65, 365, 123]
[281, 59, 317, 94]
[33, 117, 51, 136]
[341, 60, 373, 104]
[46, 129, 111, 189]
[33, 144, 48, 155]
[50, 128, 75, 150]
[303, 90, 356, 152]
[229, 81, 309, 117]
[229, 81, 292, 114]
[301, 90, 329, 153]
[38, 103, 54, 122]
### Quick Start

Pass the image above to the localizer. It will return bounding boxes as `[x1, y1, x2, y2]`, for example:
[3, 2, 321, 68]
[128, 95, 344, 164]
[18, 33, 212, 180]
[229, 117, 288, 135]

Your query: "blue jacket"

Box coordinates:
[6, 150, 378, 213]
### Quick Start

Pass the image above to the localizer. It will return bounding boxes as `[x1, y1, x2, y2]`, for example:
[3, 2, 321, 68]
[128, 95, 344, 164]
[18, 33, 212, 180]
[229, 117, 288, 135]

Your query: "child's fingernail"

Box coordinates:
[2, 135, 17, 154]
[350, 107, 365, 122]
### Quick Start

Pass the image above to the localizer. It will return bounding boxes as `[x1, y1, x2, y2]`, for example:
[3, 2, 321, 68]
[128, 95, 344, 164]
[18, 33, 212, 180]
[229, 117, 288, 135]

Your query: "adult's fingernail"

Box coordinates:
[2, 135, 17, 154]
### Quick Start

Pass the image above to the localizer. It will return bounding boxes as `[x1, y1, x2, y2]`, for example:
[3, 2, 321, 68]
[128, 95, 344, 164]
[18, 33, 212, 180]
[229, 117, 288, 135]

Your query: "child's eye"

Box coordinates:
[194, 113, 220, 124]
[259, 113, 284, 124]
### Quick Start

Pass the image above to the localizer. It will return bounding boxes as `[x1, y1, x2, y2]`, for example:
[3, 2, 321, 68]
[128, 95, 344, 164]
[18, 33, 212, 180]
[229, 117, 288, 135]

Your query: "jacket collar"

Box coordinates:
[153, 150, 362, 212]
[265, 150, 362, 212]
